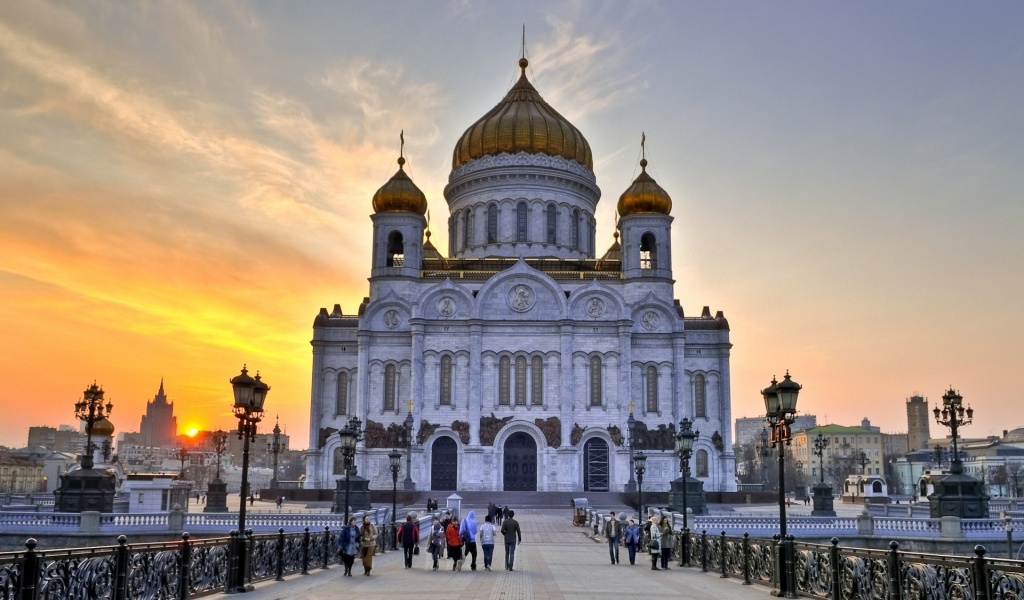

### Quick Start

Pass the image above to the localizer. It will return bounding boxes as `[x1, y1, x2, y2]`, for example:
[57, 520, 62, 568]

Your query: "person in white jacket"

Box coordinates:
[479, 514, 497, 571]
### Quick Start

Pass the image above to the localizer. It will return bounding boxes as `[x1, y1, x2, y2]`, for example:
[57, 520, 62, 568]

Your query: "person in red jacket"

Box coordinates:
[445, 518, 464, 571]
[396, 514, 420, 568]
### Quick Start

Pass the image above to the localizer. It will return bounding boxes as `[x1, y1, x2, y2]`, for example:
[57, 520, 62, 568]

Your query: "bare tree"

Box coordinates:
[989, 465, 1008, 497]
[1006, 462, 1024, 498]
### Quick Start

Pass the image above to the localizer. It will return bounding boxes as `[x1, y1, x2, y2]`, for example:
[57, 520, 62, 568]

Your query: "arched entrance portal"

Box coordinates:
[583, 438, 609, 491]
[430, 437, 458, 490]
[503, 432, 538, 491]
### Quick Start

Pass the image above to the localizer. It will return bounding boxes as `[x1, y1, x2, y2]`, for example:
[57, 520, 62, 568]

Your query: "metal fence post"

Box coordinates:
[701, 530, 709, 573]
[720, 531, 728, 578]
[177, 532, 191, 600]
[19, 539, 40, 600]
[786, 535, 797, 598]
[830, 538, 841, 600]
[301, 527, 310, 575]
[887, 541, 901, 600]
[772, 534, 780, 592]
[973, 545, 989, 600]
[114, 535, 129, 600]
[743, 533, 751, 585]
[275, 528, 285, 581]
[245, 529, 254, 586]
[322, 526, 330, 569]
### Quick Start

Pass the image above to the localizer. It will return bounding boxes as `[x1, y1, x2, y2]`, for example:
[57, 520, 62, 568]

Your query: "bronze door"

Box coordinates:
[584, 438, 609, 491]
[503, 432, 537, 491]
[430, 436, 458, 490]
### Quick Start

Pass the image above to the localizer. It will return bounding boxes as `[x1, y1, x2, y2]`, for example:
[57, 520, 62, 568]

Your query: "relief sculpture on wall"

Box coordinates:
[451, 420, 471, 445]
[607, 425, 624, 447]
[317, 427, 338, 449]
[571, 423, 587, 446]
[480, 413, 513, 446]
[535, 416, 561, 447]
[363, 419, 406, 449]
[632, 421, 677, 450]
[417, 420, 438, 445]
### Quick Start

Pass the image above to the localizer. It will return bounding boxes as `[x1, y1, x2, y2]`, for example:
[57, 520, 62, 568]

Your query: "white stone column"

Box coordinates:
[672, 336, 686, 423]
[559, 323, 574, 448]
[308, 340, 326, 488]
[410, 321, 425, 440]
[469, 322, 483, 446]
[356, 332, 371, 428]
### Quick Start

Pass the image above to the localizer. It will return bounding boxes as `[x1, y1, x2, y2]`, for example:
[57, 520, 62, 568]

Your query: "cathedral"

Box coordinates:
[304, 56, 736, 494]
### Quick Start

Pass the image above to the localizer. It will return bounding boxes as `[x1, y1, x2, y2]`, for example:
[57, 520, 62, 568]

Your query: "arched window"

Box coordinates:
[695, 374, 707, 418]
[461, 209, 469, 250]
[384, 364, 396, 411]
[487, 204, 498, 244]
[872, 480, 883, 493]
[448, 215, 454, 255]
[515, 356, 527, 405]
[531, 356, 543, 405]
[696, 449, 709, 477]
[336, 372, 348, 416]
[589, 356, 602, 407]
[589, 217, 595, 256]
[498, 356, 510, 405]
[639, 232, 656, 271]
[645, 366, 658, 413]
[386, 231, 404, 267]
[516, 202, 528, 242]
[546, 204, 557, 244]
[572, 209, 580, 249]
[465, 208, 473, 249]
[439, 355, 452, 406]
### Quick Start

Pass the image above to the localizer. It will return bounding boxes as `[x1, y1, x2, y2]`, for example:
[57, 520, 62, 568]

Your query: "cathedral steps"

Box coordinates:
[414, 490, 631, 510]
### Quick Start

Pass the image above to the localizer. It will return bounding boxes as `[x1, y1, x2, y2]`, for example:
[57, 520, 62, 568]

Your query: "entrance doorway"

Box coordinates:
[503, 432, 538, 491]
[584, 438, 609, 491]
[430, 436, 458, 490]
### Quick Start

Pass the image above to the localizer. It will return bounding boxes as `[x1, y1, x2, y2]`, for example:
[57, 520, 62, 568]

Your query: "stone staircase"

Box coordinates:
[412, 490, 630, 510]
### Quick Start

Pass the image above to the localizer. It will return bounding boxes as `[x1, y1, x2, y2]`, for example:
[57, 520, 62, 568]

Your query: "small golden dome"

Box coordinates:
[616, 158, 672, 216]
[452, 57, 593, 171]
[92, 418, 115, 437]
[372, 156, 428, 215]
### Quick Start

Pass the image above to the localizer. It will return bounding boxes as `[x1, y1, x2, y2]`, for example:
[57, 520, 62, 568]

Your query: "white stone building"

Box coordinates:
[304, 57, 736, 494]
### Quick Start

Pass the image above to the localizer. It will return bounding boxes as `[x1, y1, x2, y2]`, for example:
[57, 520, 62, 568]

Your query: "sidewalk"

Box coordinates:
[226, 509, 771, 600]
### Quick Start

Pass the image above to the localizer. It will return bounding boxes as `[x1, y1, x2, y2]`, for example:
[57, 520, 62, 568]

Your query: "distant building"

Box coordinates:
[0, 451, 47, 493]
[792, 423, 886, 491]
[906, 395, 931, 451]
[26, 426, 86, 454]
[139, 380, 178, 448]
[735, 415, 817, 448]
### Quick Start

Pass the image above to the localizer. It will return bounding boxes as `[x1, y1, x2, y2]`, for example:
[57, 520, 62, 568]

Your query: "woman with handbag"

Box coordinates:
[658, 516, 673, 570]
[648, 515, 662, 570]
[359, 515, 378, 575]
[427, 516, 445, 571]
[337, 516, 360, 576]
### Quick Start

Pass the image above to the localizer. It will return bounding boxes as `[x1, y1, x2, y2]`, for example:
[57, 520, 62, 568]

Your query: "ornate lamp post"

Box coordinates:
[857, 451, 869, 475]
[267, 417, 282, 489]
[403, 403, 415, 490]
[759, 427, 773, 490]
[763, 371, 802, 598]
[388, 449, 402, 545]
[205, 429, 229, 512]
[626, 402, 637, 492]
[177, 447, 189, 478]
[675, 418, 698, 566]
[336, 417, 364, 525]
[228, 365, 269, 594]
[55, 383, 117, 512]
[929, 387, 988, 518]
[810, 433, 835, 516]
[633, 451, 647, 522]
[74, 383, 113, 470]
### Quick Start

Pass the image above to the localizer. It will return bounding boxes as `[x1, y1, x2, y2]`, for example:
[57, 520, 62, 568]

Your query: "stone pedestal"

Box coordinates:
[53, 468, 116, 513]
[811, 482, 836, 517]
[205, 479, 229, 513]
[928, 472, 989, 518]
[333, 475, 371, 514]
[668, 476, 707, 515]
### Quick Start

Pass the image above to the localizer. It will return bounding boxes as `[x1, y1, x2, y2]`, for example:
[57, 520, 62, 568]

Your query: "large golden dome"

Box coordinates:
[617, 159, 672, 216]
[372, 156, 428, 215]
[92, 417, 115, 437]
[452, 58, 593, 171]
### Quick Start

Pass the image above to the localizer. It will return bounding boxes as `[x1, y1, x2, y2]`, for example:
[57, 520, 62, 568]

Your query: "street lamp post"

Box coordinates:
[213, 430, 227, 480]
[759, 427, 773, 490]
[675, 418, 698, 567]
[813, 434, 829, 485]
[389, 449, 402, 548]
[74, 383, 113, 470]
[857, 451, 869, 475]
[403, 405, 415, 490]
[1006, 516, 1015, 559]
[633, 451, 647, 522]
[929, 387, 988, 518]
[763, 371, 802, 598]
[336, 417, 364, 525]
[177, 447, 189, 478]
[267, 417, 282, 489]
[227, 365, 269, 594]
[626, 403, 637, 492]
[810, 433, 836, 517]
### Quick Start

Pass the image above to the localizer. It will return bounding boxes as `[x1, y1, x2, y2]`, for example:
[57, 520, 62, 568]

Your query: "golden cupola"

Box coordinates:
[372, 156, 428, 215]
[616, 158, 672, 216]
[452, 57, 593, 171]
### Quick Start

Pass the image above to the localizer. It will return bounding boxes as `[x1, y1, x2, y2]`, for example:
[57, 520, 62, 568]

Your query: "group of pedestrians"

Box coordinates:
[425, 508, 522, 572]
[605, 512, 677, 570]
[336, 515, 380, 576]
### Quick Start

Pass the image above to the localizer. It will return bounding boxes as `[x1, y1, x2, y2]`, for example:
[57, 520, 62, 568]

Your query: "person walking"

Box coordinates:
[604, 511, 621, 564]
[445, 517, 464, 571]
[337, 516, 360, 576]
[359, 515, 378, 575]
[397, 514, 420, 569]
[460, 510, 479, 571]
[500, 509, 522, 571]
[623, 518, 640, 565]
[479, 514, 496, 571]
[427, 516, 445, 571]
[658, 516, 673, 570]
[648, 516, 662, 570]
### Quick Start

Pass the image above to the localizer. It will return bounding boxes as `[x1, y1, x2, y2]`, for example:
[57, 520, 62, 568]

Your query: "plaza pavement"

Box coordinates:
[221, 508, 773, 600]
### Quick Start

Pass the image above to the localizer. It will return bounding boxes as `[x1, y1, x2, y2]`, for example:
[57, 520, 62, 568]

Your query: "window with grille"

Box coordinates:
[336, 372, 348, 416]
[440, 355, 452, 406]
[462, 209, 470, 250]
[572, 209, 580, 249]
[384, 364, 396, 411]
[546, 204, 556, 244]
[695, 373, 707, 418]
[515, 356, 527, 405]
[498, 356, 510, 405]
[640, 232, 655, 270]
[465, 208, 473, 249]
[696, 449, 709, 477]
[516, 202, 528, 242]
[645, 366, 658, 413]
[487, 204, 498, 243]
[531, 356, 543, 405]
[589, 356, 602, 407]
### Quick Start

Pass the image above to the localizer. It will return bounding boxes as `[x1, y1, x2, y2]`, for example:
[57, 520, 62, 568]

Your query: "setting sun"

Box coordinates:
[186, 427, 199, 438]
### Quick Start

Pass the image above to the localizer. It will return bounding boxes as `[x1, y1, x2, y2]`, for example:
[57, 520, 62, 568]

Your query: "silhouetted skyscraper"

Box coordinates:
[139, 379, 177, 447]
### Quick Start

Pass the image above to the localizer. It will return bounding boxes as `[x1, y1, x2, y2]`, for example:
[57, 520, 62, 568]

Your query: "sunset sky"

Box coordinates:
[2, 2, 1022, 450]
